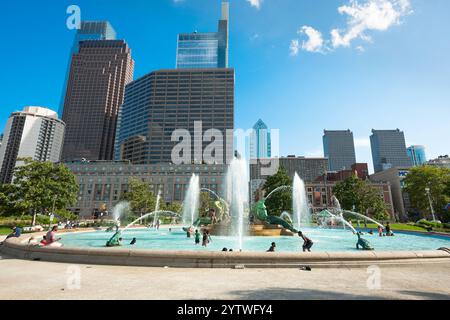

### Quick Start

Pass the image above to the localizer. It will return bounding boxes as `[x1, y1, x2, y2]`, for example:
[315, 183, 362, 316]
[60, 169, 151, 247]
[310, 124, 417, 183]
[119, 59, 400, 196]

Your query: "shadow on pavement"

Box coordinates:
[228, 287, 449, 300]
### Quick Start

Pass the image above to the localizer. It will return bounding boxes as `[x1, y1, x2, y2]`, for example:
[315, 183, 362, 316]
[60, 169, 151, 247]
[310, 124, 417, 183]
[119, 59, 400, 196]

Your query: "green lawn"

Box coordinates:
[355, 223, 449, 233]
[0, 227, 12, 235]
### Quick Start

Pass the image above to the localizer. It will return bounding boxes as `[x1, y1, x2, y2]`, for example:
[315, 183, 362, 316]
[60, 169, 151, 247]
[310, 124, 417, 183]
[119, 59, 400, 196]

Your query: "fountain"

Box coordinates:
[153, 188, 163, 227]
[124, 211, 180, 231]
[319, 209, 357, 234]
[182, 174, 200, 227]
[292, 173, 311, 230]
[112, 201, 130, 226]
[224, 157, 249, 251]
[330, 195, 385, 230]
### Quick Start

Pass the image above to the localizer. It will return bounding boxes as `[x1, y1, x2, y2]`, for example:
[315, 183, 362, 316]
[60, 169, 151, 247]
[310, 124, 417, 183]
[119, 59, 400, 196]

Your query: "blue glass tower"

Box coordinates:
[59, 21, 116, 117]
[407, 145, 427, 166]
[176, 2, 229, 69]
[250, 119, 272, 159]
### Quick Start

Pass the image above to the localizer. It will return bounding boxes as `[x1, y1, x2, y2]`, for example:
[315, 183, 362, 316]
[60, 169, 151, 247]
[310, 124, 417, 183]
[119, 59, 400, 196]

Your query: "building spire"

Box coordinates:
[221, 2, 229, 21]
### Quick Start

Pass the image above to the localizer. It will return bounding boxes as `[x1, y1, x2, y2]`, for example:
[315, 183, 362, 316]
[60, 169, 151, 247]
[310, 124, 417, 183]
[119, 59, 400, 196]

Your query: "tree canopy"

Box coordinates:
[333, 174, 389, 221]
[122, 178, 156, 216]
[403, 166, 450, 222]
[0, 158, 79, 225]
[262, 166, 293, 215]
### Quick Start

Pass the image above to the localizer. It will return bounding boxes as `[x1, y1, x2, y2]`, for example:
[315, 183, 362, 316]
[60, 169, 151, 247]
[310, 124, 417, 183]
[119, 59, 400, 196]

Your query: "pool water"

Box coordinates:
[59, 227, 450, 253]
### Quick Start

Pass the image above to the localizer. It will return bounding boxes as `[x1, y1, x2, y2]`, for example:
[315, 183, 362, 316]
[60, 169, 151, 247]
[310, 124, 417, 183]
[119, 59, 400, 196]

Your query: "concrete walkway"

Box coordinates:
[0, 255, 448, 300]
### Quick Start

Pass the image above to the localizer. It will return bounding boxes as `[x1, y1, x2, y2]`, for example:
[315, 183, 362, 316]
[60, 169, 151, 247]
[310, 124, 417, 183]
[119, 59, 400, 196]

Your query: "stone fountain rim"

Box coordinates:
[1, 230, 449, 269]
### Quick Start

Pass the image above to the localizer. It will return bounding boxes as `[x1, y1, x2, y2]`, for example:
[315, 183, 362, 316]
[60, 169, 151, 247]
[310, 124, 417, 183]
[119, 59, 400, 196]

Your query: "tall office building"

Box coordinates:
[61, 40, 134, 162]
[407, 145, 427, 166]
[176, 2, 229, 69]
[370, 129, 412, 173]
[323, 130, 357, 171]
[250, 119, 271, 159]
[115, 69, 235, 164]
[0, 107, 65, 184]
[59, 21, 116, 117]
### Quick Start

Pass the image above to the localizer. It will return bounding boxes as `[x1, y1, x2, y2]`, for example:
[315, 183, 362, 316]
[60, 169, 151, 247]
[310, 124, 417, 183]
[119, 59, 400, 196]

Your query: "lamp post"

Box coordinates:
[425, 187, 436, 222]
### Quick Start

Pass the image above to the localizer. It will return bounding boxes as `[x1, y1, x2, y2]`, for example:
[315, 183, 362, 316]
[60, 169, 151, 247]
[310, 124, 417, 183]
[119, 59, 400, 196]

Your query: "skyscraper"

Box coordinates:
[61, 40, 134, 162]
[407, 145, 427, 166]
[250, 119, 271, 159]
[0, 107, 65, 184]
[370, 129, 412, 173]
[176, 2, 229, 69]
[59, 21, 117, 117]
[323, 130, 357, 171]
[115, 69, 235, 165]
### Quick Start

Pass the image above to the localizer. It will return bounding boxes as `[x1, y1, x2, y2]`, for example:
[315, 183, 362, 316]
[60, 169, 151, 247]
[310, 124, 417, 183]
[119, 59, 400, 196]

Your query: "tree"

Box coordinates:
[404, 166, 450, 221]
[333, 175, 389, 221]
[9, 158, 79, 226]
[263, 166, 293, 215]
[122, 178, 156, 217]
[163, 201, 183, 214]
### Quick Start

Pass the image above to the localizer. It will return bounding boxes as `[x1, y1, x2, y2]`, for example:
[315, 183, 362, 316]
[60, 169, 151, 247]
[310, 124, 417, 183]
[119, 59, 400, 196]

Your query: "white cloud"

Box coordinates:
[289, 39, 300, 56]
[331, 0, 412, 48]
[290, 0, 412, 55]
[247, 0, 263, 9]
[298, 26, 325, 53]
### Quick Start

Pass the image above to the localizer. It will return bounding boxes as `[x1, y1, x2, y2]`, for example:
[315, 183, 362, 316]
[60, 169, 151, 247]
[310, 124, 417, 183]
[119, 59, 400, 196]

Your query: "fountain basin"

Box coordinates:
[2, 235, 449, 269]
[1, 228, 449, 269]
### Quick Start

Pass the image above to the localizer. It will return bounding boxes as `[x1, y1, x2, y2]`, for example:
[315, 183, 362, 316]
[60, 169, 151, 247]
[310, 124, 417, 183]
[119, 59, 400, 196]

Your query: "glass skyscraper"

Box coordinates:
[407, 145, 427, 166]
[58, 21, 116, 117]
[250, 119, 272, 159]
[370, 129, 412, 173]
[115, 69, 235, 165]
[323, 130, 357, 171]
[176, 2, 229, 69]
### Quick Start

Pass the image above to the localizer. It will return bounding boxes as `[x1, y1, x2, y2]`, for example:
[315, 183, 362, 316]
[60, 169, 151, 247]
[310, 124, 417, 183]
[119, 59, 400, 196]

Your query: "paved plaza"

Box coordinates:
[0, 254, 448, 300]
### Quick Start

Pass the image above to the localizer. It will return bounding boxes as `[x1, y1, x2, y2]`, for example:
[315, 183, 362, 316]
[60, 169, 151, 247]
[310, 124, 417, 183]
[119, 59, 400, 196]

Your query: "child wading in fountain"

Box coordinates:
[194, 230, 201, 245]
[298, 231, 314, 252]
[267, 242, 276, 252]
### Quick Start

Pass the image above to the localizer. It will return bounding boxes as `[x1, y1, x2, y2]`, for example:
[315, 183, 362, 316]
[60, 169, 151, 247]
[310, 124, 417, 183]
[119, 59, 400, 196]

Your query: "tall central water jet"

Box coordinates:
[225, 157, 249, 251]
[153, 188, 163, 226]
[293, 173, 310, 230]
[182, 174, 200, 226]
[112, 201, 130, 226]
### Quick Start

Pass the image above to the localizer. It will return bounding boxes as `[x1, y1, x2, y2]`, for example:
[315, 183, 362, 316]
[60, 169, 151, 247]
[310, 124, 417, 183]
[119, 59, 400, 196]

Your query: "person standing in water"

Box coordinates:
[202, 231, 209, 247]
[298, 231, 313, 252]
[194, 230, 201, 245]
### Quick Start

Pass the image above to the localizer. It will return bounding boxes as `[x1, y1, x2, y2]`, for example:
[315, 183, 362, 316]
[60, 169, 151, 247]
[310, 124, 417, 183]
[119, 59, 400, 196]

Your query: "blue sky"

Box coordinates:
[0, 0, 449, 173]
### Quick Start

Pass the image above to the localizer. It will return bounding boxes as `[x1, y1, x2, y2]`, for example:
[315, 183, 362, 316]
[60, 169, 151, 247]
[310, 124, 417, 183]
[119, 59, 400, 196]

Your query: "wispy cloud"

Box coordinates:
[290, 0, 412, 55]
[247, 0, 263, 10]
[299, 26, 325, 53]
[289, 39, 300, 56]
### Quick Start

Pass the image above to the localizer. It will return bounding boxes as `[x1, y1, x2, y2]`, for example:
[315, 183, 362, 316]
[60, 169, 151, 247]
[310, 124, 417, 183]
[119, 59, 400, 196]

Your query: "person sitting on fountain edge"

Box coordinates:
[298, 231, 313, 252]
[267, 242, 276, 252]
